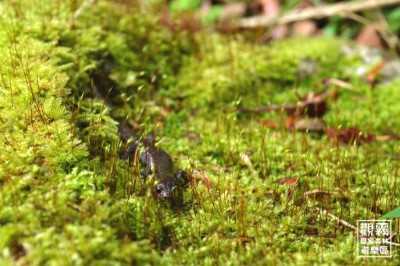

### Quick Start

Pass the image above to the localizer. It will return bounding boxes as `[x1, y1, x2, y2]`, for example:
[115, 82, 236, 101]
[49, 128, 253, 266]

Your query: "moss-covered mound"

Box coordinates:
[0, 0, 399, 265]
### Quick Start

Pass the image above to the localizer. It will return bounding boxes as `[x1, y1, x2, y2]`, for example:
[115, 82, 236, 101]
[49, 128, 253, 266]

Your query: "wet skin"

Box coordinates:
[119, 125, 187, 200]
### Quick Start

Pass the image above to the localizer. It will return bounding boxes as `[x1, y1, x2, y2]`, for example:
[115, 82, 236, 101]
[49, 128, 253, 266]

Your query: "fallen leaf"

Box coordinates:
[293, 20, 317, 37]
[326, 127, 375, 145]
[286, 117, 295, 130]
[277, 178, 298, 186]
[260, 120, 278, 129]
[366, 60, 386, 85]
[356, 25, 383, 49]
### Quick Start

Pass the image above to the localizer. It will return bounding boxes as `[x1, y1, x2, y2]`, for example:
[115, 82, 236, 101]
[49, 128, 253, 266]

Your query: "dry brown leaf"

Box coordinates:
[356, 25, 383, 48]
[260, 120, 279, 129]
[286, 117, 295, 130]
[277, 178, 298, 186]
[366, 60, 386, 84]
[293, 20, 317, 37]
[326, 127, 375, 145]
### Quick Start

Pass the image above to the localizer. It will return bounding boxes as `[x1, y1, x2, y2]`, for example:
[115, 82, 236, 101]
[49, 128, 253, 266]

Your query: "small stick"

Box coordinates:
[316, 207, 356, 230]
[382, 232, 400, 246]
[239, 153, 257, 175]
[72, 0, 96, 21]
[240, 0, 400, 28]
[238, 104, 292, 113]
[384, 240, 400, 247]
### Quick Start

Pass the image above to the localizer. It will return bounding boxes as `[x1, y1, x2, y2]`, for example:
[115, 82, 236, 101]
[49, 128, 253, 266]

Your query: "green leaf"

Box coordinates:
[170, 0, 202, 11]
[379, 207, 400, 219]
[202, 5, 223, 25]
[386, 8, 400, 33]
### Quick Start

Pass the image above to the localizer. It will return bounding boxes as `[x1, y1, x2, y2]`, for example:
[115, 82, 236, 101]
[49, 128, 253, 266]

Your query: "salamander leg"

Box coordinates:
[175, 170, 189, 188]
[140, 170, 148, 183]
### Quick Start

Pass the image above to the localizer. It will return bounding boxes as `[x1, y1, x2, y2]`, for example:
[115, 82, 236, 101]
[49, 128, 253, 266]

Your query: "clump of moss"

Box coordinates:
[1, 0, 400, 265]
[172, 34, 348, 110]
[325, 79, 400, 133]
[60, 1, 195, 120]
[0, 1, 172, 264]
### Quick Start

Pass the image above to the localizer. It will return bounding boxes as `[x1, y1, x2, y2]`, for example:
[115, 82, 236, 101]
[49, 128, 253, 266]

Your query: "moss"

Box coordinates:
[172, 34, 348, 110]
[325, 79, 400, 132]
[0, 0, 399, 265]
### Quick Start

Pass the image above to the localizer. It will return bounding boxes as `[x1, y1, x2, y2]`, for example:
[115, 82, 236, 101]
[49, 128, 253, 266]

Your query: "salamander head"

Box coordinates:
[155, 176, 177, 200]
[155, 171, 188, 200]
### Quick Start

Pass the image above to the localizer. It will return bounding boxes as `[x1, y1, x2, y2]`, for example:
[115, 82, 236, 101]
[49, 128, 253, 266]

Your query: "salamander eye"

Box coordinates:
[156, 184, 163, 194]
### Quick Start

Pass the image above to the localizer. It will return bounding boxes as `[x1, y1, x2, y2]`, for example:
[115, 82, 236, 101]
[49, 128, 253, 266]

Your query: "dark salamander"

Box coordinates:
[119, 125, 187, 200]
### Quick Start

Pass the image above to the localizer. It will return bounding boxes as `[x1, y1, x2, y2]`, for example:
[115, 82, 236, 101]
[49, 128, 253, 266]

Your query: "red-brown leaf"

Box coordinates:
[260, 120, 279, 129]
[293, 20, 317, 37]
[326, 127, 375, 145]
[277, 178, 298, 186]
[286, 117, 295, 130]
[366, 61, 385, 85]
[356, 25, 383, 48]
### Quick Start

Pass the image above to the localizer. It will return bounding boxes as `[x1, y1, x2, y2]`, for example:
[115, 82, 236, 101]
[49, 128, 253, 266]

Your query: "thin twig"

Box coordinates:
[72, 0, 96, 21]
[240, 0, 400, 28]
[384, 240, 400, 247]
[239, 153, 257, 175]
[383, 232, 400, 246]
[388, 232, 399, 240]
[316, 207, 357, 230]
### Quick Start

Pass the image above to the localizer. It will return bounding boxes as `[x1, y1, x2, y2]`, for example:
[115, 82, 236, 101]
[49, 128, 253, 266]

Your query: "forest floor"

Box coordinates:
[0, 0, 399, 265]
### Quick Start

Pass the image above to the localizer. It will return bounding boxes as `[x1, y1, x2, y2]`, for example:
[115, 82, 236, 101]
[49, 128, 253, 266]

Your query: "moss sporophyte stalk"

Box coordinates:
[0, 0, 399, 265]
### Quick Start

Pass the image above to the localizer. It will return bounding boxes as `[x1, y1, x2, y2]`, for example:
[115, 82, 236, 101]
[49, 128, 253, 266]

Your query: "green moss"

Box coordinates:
[172, 34, 348, 110]
[0, 0, 399, 265]
[325, 80, 400, 132]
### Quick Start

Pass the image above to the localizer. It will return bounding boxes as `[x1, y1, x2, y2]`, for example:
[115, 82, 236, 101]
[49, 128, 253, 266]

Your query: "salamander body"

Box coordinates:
[119, 125, 187, 200]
